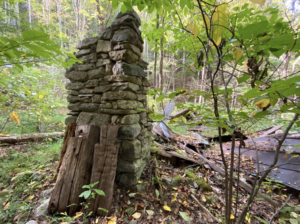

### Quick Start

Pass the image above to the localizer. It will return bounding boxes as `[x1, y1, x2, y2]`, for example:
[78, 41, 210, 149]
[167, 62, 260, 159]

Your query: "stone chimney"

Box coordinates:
[64, 10, 152, 187]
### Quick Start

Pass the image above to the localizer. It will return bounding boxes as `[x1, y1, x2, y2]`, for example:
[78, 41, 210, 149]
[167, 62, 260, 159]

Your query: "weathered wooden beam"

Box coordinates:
[0, 132, 64, 144]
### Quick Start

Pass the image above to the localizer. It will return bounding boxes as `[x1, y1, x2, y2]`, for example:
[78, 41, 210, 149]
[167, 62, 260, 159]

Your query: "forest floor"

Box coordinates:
[0, 138, 299, 224]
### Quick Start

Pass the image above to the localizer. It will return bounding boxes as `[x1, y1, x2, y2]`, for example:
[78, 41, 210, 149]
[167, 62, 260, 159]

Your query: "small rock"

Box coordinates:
[40, 188, 54, 199]
[26, 220, 38, 224]
[33, 198, 50, 220]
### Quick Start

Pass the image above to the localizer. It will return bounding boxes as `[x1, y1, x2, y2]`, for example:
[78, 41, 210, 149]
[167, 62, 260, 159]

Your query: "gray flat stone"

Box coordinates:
[109, 49, 139, 64]
[117, 100, 144, 110]
[67, 95, 80, 103]
[65, 116, 77, 125]
[78, 63, 95, 71]
[119, 139, 142, 161]
[118, 123, 141, 140]
[102, 91, 137, 101]
[97, 40, 112, 53]
[67, 103, 80, 111]
[120, 114, 140, 125]
[77, 112, 111, 127]
[79, 103, 99, 112]
[65, 82, 84, 91]
[75, 48, 91, 57]
[85, 79, 99, 87]
[117, 158, 143, 172]
[87, 67, 106, 79]
[76, 37, 98, 49]
[112, 61, 145, 77]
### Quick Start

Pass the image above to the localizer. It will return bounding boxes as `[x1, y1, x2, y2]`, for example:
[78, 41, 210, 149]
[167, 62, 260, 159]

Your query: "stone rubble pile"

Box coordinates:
[64, 10, 152, 187]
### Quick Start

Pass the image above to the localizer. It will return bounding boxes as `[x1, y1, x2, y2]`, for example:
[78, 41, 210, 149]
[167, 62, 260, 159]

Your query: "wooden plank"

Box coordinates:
[57, 122, 76, 172]
[68, 125, 100, 215]
[48, 137, 77, 214]
[91, 125, 120, 216]
[58, 137, 83, 213]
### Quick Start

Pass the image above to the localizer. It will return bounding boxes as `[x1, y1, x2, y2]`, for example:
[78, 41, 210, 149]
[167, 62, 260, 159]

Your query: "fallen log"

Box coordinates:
[0, 132, 64, 144]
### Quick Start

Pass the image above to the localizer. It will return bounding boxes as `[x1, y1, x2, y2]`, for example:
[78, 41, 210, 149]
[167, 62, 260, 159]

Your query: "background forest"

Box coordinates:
[1, 0, 300, 223]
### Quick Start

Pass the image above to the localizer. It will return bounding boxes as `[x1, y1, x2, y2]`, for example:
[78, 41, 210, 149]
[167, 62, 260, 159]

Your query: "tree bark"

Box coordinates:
[159, 13, 165, 92]
[153, 14, 159, 88]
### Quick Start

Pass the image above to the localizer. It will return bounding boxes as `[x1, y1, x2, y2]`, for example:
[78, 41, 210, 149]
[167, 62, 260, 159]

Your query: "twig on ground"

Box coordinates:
[268, 194, 292, 224]
[190, 193, 221, 223]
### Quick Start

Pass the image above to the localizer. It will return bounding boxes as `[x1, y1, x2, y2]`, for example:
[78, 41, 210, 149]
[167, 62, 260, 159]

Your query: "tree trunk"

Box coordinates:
[159, 13, 164, 92]
[153, 14, 159, 88]
[28, 0, 31, 23]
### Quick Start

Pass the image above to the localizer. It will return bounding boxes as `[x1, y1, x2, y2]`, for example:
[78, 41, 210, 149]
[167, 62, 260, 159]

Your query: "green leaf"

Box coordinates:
[237, 74, 250, 84]
[89, 181, 99, 188]
[270, 98, 278, 106]
[239, 20, 268, 39]
[253, 111, 270, 119]
[98, 207, 108, 212]
[254, 216, 268, 224]
[156, 95, 166, 102]
[242, 87, 264, 99]
[79, 190, 91, 199]
[149, 114, 165, 121]
[22, 30, 49, 41]
[179, 211, 191, 221]
[155, 189, 159, 199]
[94, 189, 105, 196]
[269, 34, 294, 48]
[147, 90, 157, 95]
[289, 219, 298, 224]
[180, 0, 186, 8]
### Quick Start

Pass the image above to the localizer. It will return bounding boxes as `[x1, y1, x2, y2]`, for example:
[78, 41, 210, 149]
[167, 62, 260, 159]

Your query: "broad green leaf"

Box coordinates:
[289, 219, 298, 224]
[242, 87, 264, 98]
[22, 30, 49, 42]
[253, 111, 270, 119]
[239, 21, 268, 39]
[249, 0, 266, 6]
[149, 114, 165, 121]
[94, 189, 105, 196]
[237, 74, 250, 84]
[179, 211, 191, 221]
[79, 190, 91, 199]
[156, 95, 166, 102]
[212, 4, 228, 45]
[269, 34, 294, 48]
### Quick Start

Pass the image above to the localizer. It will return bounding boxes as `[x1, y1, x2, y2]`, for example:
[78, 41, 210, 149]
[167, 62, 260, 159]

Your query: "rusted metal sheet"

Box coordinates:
[223, 135, 300, 190]
[245, 137, 300, 152]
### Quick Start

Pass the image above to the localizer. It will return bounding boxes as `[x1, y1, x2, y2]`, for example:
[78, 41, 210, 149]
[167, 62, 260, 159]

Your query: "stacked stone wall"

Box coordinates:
[64, 11, 152, 187]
